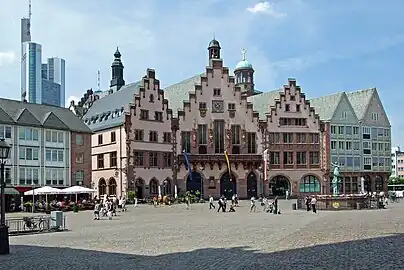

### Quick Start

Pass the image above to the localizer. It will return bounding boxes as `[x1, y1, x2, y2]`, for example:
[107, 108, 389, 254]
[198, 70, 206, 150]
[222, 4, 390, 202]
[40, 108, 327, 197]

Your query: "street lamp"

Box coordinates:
[0, 138, 11, 255]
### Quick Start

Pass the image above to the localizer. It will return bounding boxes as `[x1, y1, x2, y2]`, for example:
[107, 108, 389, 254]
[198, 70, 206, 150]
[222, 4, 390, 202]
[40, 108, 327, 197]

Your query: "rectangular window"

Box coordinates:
[345, 141, 352, 150]
[214, 120, 225, 154]
[97, 154, 104, 168]
[57, 150, 64, 162]
[283, 133, 293, 143]
[309, 133, 319, 144]
[149, 131, 158, 142]
[296, 104, 300, 112]
[75, 170, 84, 185]
[330, 125, 337, 134]
[181, 131, 191, 153]
[346, 157, 353, 167]
[45, 149, 51, 161]
[296, 134, 306, 143]
[198, 124, 207, 145]
[213, 88, 221, 96]
[309, 152, 319, 164]
[338, 126, 344, 135]
[338, 141, 344, 150]
[76, 152, 84, 163]
[154, 112, 163, 121]
[149, 152, 158, 167]
[345, 126, 352, 135]
[339, 157, 345, 166]
[371, 128, 378, 139]
[5, 168, 11, 184]
[45, 130, 51, 142]
[372, 142, 377, 151]
[163, 152, 172, 168]
[134, 130, 144, 141]
[247, 132, 257, 154]
[270, 152, 280, 164]
[134, 151, 144, 166]
[76, 134, 84, 145]
[353, 141, 360, 150]
[110, 151, 117, 167]
[52, 150, 58, 162]
[362, 127, 371, 140]
[140, 109, 149, 120]
[353, 126, 359, 135]
[231, 125, 241, 145]
[285, 104, 290, 112]
[331, 141, 337, 150]
[111, 131, 116, 143]
[341, 111, 347, 119]
[98, 134, 103, 145]
[57, 132, 64, 143]
[296, 152, 306, 164]
[199, 102, 207, 109]
[283, 152, 293, 165]
[228, 103, 236, 110]
[19, 128, 25, 140]
[51, 131, 57, 142]
[163, 132, 171, 143]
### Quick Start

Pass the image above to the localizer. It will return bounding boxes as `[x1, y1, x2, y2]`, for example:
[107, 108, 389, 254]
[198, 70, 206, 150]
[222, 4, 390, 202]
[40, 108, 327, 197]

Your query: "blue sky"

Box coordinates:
[0, 0, 403, 145]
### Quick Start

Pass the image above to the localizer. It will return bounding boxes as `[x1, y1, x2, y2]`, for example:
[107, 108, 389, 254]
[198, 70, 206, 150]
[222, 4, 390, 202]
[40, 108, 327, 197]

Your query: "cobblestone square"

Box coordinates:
[2, 201, 404, 269]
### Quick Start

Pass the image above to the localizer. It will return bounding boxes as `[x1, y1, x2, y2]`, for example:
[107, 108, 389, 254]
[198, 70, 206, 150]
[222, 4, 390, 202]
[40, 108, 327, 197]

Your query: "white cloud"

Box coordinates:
[66, 95, 80, 108]
[246, 2, 286, 18]
[0, 51, 16, 67]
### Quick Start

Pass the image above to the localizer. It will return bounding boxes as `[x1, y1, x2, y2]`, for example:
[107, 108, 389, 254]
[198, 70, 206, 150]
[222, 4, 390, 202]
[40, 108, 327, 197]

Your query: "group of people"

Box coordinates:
[304, 196, 317, 213]
[250, 195, 281, 214]
[93, 196, 127, 220]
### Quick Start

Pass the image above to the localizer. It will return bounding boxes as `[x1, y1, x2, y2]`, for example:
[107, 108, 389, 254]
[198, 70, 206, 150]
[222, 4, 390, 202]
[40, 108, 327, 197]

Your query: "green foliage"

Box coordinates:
[73, 202, 79, 212]
[127, 191, 136, 201]
[389, 177, 404, 185]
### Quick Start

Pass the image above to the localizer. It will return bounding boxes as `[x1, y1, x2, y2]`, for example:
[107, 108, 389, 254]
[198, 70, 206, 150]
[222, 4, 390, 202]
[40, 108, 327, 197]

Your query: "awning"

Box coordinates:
[4, 187, 20, 195]
[14, 186, 32, 193]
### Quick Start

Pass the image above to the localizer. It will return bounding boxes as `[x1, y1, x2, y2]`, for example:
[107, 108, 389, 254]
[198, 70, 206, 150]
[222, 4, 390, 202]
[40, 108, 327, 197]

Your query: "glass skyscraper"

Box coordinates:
[21, 42, 42, 104]
[41, 57, 66, 106]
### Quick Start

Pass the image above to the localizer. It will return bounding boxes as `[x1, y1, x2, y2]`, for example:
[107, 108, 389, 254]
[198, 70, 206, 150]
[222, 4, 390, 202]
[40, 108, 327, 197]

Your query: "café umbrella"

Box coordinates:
[62, 186, 96, 201]
[24, 186, 64, 203]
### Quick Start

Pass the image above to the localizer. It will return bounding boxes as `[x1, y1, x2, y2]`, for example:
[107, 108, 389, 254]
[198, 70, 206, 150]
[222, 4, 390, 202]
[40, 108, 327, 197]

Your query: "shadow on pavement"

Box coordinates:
[2, 234, 403, 270]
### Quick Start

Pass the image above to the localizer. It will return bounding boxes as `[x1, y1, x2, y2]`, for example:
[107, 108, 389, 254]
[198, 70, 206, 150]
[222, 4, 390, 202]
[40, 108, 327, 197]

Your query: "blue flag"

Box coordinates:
[183, 150, 193, 182]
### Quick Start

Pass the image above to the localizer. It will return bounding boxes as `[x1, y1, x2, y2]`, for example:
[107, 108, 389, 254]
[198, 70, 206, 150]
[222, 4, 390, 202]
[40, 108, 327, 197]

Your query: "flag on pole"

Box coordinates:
[224, 150, 231, 180]
[183, 150, 193, 182]
[263, 149, 268, 182]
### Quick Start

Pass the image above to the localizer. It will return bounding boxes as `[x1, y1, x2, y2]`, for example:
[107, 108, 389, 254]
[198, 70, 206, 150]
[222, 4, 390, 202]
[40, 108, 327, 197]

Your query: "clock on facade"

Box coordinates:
[212, 100, 224, 113]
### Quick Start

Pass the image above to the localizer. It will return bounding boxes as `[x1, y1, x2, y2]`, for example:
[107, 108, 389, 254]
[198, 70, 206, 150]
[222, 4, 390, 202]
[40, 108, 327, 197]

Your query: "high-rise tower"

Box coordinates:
[20, 0, 32, 101]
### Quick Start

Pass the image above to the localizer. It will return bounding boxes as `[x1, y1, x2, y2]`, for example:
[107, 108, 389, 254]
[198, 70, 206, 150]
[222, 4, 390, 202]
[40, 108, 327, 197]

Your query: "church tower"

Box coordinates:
[110, 47, 125, 91]
[234, 49, 257, 97]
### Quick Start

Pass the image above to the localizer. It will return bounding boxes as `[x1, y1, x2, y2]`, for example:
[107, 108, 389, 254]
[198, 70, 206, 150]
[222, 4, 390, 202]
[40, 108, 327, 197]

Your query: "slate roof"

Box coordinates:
[83, 82, 142, 131]
[309, 92, 344, 121]
[346, 88, 375, 120]
[0, 98, 92, 133]
[246, 90, 282, 119]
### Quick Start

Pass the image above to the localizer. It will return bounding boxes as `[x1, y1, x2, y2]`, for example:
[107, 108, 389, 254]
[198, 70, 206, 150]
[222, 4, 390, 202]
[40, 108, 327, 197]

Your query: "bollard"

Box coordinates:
[292, 203, 297, 210]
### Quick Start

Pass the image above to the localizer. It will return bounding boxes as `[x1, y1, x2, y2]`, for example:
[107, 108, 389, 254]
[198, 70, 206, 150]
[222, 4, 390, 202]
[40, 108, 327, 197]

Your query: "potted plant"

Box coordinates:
[127, 191, 136, 204]
[72, 202, 79, 213]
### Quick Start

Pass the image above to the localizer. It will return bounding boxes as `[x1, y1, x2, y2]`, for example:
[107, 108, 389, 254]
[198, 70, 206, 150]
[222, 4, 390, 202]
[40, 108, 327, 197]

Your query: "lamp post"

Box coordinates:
[0, 138, 11, 255]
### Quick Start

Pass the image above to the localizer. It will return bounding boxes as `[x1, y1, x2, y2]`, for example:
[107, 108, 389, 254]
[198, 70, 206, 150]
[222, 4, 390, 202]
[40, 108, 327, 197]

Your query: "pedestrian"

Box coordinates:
[305, 196, 311, 212]
[311, 196, 317, 213]
[274, 196, 279, 214]
[209, 195, 215, 209]
[118, 196, 123, 212]
[286, 190, 289, 200]
[250, 196, 256, 212]
[121, 197, 127, 212]
[217, 197, 224, 212]
[185, 195, 190, 210]
[107, 200, 113, 220]
[93, 201, 101, 220]
[231, 194, 236, 206]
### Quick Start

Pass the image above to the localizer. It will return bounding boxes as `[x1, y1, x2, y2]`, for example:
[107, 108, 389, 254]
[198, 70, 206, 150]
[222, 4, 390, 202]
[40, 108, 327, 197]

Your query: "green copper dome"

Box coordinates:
[235, 49, 253, 70]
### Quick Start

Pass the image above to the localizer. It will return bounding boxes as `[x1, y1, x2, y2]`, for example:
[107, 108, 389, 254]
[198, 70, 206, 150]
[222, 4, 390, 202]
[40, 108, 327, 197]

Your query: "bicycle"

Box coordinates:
[23, 216, 49, 232]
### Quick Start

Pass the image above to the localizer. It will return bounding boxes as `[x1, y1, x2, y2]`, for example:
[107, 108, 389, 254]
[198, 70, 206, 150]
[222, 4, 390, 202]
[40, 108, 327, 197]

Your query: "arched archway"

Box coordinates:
[363, 175, 371, 192]
[270, 175, 290, 196]
[300, 175, 320, 193]
[220, 171, 237, 199]
[98, 178, 106, 197]
[163, 178, 172, 195]
[375, 175, 384, 192]
[108, 177, 117, 196]
[135, 178, 145, 199]
[149, 178, 159, 196]
[186, 171, 203, 195]
[246, 171, 257, 198]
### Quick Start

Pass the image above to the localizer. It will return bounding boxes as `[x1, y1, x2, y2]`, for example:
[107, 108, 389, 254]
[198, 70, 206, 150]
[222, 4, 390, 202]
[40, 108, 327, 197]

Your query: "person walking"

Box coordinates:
[285, 190, 289, 200]
[217, 197, 225, 212]
[305, 196, 311, 212]
[209, 196, 215, 209]
[274, 196, 279, 214]
[250, 196, 256, 212]
[93, 201, 101, 220]
[311, 196, 317, 213]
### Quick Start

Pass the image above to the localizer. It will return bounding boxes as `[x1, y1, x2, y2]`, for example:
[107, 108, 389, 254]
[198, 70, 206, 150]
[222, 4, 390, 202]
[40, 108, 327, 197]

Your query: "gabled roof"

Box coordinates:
[0, 98, 92, 133]
[164, 74, 203, 117]
[0, 107, 16, 124]
[247, 90, 281, 120]
[83, 82, 142, 131]
[309, 92, 344, 121]
[42, 112, 69, 130]
[346, 88, 375, 120]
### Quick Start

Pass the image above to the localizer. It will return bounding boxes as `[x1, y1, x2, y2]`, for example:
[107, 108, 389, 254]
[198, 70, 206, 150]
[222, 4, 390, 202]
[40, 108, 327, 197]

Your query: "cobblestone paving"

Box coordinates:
[2, 201, 404, 269]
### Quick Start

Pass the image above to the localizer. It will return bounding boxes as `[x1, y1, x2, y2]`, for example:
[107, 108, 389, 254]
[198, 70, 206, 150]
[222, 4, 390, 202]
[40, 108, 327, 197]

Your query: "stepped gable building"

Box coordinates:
[0, 98, 92, 194]
[77, 48, 174, 198]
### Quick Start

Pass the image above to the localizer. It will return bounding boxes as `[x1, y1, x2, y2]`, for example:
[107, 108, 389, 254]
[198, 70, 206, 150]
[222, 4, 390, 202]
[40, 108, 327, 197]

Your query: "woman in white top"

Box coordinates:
[311, 196, 317, 213]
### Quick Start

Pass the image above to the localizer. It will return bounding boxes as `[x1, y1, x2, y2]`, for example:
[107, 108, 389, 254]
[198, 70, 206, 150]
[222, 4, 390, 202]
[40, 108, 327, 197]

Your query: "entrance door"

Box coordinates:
[270, 175, 290, 196]
[135, 179, 145, 199]
[187, 171, 203, 194]
[247, 172, 258, 198]
[220, 172, 237, 199]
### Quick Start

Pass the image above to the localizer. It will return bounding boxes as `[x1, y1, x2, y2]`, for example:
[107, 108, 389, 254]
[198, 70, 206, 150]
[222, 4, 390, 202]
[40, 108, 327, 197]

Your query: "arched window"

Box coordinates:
[300, 175, 320, 193]
[150, 179, 159, 195]
[108, 177, 117, 196]
[98, 178, 107, 196]
[375, 176, 384, 192]
[163, 178, 171, 195]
